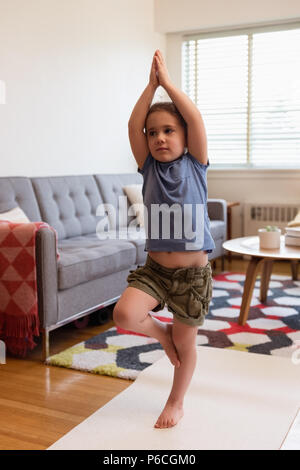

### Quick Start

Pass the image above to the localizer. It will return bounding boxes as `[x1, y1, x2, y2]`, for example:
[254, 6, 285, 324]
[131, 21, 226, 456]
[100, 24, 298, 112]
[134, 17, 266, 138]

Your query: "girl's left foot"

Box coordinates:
[154, 400, 184, 429]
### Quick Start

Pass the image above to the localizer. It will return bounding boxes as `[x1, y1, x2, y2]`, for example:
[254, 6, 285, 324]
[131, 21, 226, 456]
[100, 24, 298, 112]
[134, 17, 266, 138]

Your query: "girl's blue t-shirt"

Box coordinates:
[138, 151, 216, 253]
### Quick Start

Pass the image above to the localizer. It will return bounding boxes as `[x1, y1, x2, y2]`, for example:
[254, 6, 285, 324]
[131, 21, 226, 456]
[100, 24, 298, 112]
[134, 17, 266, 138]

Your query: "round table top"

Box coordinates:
[223, 236, 300, 260]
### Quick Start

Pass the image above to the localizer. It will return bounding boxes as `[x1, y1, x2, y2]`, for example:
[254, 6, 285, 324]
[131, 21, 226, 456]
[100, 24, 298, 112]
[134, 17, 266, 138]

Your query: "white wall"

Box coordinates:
[0, 0, 165, 176]
[154, 0, 300, 33]
[154, 0, 300, 238]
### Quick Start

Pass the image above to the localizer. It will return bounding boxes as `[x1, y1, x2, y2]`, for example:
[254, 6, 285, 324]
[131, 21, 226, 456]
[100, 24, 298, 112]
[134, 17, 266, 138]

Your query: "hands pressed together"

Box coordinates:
[149, 49, 172, 91]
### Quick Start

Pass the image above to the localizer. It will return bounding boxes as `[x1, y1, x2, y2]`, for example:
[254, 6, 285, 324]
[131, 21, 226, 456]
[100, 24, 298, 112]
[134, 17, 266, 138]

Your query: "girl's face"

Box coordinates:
[146, 111, 186, 162]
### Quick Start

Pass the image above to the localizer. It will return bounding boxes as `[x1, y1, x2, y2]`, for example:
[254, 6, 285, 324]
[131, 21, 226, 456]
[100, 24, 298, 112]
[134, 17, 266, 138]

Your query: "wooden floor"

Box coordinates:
[0, 257, 295, 450]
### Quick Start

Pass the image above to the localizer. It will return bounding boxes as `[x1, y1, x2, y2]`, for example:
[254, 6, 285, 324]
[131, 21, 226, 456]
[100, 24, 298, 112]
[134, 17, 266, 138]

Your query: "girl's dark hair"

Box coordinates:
[144, 101, 187, 137]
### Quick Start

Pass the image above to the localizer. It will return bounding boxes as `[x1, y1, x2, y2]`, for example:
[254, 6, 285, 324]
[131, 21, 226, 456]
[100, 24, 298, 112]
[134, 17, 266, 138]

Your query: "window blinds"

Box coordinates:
[182, 27, 300, 168]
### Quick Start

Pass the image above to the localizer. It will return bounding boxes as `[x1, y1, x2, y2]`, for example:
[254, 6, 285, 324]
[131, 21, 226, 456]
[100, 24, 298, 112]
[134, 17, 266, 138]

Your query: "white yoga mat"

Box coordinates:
[48, 347, 300, 450]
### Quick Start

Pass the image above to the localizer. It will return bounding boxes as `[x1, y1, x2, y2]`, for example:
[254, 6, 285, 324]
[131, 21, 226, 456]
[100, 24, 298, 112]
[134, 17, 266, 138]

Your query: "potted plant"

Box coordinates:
[258, 225, 281, 249]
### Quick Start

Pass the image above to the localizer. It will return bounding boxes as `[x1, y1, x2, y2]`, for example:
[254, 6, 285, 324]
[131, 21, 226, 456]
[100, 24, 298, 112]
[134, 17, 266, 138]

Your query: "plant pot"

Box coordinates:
[258, 228, 281, 249]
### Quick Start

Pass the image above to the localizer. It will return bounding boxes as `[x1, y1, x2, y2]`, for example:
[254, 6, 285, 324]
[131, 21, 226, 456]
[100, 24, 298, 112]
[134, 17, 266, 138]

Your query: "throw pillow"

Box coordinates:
[123, 184, 144, 227]
[0, 206, 30, 223]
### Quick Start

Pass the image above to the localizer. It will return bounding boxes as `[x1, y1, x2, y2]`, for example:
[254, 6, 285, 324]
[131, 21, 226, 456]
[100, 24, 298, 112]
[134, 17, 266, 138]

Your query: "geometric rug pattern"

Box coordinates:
[46, 272, 300, 380]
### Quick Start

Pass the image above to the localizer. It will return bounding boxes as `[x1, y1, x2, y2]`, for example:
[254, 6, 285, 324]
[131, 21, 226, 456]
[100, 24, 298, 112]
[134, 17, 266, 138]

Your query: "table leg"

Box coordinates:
[260, 259, 274, 303]
[238, 256, 264, 326]
[227, 207, 232, 263]
[291, 260, 299, 281]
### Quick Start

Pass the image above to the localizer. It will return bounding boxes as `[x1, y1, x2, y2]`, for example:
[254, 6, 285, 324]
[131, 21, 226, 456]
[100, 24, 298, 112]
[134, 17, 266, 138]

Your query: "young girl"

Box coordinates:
[113, 50, 215, 429]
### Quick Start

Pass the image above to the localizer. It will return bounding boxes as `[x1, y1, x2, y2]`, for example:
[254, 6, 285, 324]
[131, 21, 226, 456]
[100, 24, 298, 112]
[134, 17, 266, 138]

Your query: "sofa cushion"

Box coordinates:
[94, 173, 143, 230]
[0, 206, 30, 223]
[31, 175, 106, 240]
[101, 226, 147, 265]
[122, 184, 144, 227]
[0, 177, 41, 221]
[57, 233, 136, 290]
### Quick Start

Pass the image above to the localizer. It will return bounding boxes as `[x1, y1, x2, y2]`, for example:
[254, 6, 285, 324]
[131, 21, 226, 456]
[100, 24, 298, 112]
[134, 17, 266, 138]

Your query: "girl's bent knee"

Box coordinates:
[112, 305, 130, 328]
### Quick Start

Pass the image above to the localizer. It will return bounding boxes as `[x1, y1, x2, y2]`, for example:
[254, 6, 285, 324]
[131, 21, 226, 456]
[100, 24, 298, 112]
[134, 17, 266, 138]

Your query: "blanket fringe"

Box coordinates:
[0, 312, 40, 357]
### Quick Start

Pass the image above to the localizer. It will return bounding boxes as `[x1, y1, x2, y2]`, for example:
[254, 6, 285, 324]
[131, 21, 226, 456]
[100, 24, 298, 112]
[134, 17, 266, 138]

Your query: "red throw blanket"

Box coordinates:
[0, 220, 59, 357]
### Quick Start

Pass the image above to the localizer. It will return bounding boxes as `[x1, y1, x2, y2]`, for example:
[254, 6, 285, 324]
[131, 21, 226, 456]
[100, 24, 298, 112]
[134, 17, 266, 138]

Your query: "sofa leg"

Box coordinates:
[42, 328, 50, 362]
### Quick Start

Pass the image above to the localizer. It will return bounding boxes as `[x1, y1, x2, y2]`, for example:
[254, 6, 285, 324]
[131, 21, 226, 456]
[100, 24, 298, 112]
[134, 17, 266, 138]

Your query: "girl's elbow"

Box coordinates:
[128, 120, 137, 132]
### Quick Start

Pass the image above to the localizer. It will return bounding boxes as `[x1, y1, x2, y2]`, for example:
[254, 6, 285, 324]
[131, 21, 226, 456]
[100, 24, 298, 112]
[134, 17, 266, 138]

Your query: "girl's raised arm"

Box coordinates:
[128, 56, 158, 170]
[154, 50, 208, 165]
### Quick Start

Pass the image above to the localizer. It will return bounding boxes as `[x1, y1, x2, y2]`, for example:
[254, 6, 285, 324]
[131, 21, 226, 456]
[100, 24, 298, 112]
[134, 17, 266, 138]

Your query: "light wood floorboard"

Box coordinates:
[0, 257, 296, 449]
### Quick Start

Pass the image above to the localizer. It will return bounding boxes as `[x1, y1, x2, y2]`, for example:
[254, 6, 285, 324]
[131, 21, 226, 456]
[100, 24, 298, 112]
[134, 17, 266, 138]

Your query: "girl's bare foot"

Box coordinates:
[154, 399, 184, 428]
[160, 323, 180, 368]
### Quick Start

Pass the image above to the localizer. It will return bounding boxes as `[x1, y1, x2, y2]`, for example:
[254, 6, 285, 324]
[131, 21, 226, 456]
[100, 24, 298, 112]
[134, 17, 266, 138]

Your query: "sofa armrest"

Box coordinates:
[207, 199, 227, 224]
[35, 227, 58, 328]
[207, 199, 227, 260]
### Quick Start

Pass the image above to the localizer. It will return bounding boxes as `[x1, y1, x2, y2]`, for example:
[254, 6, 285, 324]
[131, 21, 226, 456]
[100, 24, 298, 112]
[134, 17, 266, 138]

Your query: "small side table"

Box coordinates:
[223, 236, 300, 325]
[226, 201, 240, 262]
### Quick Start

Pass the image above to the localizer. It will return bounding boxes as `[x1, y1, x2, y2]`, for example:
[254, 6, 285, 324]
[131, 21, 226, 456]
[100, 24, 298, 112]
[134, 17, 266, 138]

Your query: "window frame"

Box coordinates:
[181, 21, 300, 170]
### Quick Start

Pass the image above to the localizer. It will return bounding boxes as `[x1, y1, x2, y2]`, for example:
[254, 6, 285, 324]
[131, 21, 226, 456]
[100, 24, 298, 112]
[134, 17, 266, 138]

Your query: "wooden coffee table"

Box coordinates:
[223, 236, 300, 325]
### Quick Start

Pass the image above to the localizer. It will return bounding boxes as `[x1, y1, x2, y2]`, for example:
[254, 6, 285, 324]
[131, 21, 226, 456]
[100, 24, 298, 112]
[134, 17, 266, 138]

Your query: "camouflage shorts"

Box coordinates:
[127, 254, 213, 327]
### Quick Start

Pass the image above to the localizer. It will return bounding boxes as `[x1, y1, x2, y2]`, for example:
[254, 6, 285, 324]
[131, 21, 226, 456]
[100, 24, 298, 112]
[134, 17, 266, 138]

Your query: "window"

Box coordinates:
[182, 24, 300, 168]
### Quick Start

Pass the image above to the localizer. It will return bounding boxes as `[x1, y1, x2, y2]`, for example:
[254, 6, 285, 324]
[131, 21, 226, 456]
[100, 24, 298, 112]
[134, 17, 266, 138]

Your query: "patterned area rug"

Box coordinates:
[46, 272, 300, 380]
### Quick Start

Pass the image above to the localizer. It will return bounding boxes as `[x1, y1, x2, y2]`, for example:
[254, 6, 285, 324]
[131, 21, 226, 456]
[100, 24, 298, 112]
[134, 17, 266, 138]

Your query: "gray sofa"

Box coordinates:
[0, 174, 227, 361]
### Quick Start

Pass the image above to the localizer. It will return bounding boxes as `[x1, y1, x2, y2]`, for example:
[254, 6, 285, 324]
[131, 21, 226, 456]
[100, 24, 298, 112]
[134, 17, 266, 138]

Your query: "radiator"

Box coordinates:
[243, 203, 300, 236]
